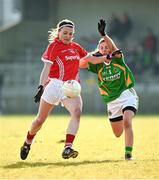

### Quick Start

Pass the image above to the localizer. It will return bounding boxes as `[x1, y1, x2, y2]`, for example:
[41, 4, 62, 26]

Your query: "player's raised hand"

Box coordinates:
[34, 85, 44, 103]
[98, 19, 106, 36]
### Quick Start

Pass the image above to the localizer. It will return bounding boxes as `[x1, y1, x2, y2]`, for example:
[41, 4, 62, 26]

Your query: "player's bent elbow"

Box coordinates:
[79, 61, 88, 68]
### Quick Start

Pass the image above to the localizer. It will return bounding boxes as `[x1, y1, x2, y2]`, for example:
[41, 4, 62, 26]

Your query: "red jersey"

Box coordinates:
[42, 38, 87, 81]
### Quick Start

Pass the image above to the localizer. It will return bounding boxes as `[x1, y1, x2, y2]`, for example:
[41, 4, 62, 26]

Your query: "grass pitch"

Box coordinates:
[0, 115, 159, 179]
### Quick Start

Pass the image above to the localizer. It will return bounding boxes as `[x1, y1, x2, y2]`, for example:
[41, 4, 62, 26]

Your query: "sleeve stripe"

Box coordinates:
[41, 57, 53, 64]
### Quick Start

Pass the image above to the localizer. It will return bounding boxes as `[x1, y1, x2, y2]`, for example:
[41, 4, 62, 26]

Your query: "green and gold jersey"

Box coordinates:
[88, 55, 135, 103]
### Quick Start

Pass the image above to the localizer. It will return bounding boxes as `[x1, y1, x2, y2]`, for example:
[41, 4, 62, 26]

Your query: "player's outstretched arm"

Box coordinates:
[79, 53, 111, 68]
[98, 19, 118, 52]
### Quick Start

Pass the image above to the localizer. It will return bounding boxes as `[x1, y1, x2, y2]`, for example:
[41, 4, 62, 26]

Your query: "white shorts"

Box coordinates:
[41, 78, 66, 105]
[107, 88, 139, 122]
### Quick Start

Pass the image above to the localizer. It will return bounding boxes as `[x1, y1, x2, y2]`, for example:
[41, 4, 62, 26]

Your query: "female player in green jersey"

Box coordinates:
[80, 19, 139, 160]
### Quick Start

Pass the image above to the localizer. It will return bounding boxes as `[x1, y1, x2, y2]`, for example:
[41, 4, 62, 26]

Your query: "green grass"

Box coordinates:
[0, 115, 159, 179]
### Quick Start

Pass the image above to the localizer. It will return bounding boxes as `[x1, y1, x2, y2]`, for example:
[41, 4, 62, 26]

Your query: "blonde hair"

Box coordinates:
[48, 19, 75, 43]
[48, 28, 58, 43]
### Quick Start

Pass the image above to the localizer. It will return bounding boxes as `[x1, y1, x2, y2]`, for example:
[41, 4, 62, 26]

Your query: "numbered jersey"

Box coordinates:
[88, 55, 135, 103]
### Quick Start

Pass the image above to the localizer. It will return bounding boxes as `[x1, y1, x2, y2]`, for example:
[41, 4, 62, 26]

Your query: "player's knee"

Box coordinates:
[114, 130, 123, 137]
[72, 108, 82, 119]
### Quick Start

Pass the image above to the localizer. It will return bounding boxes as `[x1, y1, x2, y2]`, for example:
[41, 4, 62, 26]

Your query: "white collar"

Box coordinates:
[104, 61, 111, 66]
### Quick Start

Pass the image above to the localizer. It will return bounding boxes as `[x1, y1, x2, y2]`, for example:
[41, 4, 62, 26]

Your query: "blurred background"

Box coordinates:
[0, 0, 159, 114]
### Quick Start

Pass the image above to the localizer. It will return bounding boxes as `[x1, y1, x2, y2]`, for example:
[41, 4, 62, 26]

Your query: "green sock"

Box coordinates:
[125, 146, 133, 155]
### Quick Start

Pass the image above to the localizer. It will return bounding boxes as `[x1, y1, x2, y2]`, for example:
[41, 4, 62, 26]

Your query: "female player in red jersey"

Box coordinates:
[20, 19, 91, 160]
[20, 19, 114, 160]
